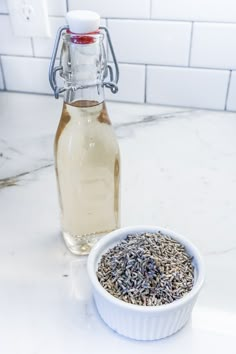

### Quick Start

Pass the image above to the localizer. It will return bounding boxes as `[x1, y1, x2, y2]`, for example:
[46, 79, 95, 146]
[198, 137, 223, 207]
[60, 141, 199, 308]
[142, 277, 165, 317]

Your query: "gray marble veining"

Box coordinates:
[1, 92, 236, 354]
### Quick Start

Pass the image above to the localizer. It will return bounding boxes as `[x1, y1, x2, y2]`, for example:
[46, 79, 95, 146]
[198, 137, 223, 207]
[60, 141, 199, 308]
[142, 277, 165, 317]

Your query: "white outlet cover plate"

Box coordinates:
[7, 0, 51, 37]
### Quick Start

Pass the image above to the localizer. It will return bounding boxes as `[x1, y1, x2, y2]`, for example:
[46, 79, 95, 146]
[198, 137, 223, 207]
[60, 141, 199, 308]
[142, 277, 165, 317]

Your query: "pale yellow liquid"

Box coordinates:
[54, 101, 120, 255]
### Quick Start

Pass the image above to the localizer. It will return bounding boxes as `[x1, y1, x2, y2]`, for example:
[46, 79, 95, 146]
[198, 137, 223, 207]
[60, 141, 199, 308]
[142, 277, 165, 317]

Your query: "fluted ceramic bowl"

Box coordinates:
[87, 225, 204, 340]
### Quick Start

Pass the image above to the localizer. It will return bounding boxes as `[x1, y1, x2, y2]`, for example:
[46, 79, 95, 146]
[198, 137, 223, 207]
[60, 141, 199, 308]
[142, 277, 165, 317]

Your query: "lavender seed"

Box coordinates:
[96, 232, 194, 306]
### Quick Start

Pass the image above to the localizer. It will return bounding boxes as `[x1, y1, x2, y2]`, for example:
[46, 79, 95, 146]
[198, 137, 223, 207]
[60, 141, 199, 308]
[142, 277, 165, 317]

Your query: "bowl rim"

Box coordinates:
[87, 225, 205, 313]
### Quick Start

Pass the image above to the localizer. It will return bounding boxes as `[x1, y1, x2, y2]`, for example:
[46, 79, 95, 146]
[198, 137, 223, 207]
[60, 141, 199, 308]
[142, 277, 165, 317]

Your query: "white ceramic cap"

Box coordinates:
[66, 10, 100, 34]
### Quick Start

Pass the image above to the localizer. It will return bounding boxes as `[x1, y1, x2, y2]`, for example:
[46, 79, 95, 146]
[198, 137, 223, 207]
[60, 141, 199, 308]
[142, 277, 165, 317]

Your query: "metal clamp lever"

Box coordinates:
[48, 25, 68, 99]
[99, 26, 119, 94]
[48, 25, 119, 99]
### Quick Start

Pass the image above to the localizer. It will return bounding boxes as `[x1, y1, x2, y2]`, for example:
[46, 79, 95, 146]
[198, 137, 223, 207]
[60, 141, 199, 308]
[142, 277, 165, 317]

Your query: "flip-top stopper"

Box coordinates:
[66, 10, 100, 34]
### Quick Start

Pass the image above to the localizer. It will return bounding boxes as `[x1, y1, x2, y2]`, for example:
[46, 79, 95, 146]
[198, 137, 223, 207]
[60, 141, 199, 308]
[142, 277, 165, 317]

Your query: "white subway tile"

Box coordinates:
[226, 72, 236, 111]
[152, 0, 236, 22]
[0, 15, 32, 56]
[68, 0, 150, 19]
[105, 63, 145, 103]
[46, 0, 67, 16]
[147, 66, 229, 110]
[33, 17, 65, 58]
[191, 23, 236, 70]
[108, 20, 191, 66]
[2, 56, 52, 94]
[0, 0, 8, 13]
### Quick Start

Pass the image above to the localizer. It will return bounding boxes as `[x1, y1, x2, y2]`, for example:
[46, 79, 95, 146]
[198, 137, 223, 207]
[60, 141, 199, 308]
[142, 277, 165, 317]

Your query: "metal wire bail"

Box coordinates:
[48, 25, 119, 99]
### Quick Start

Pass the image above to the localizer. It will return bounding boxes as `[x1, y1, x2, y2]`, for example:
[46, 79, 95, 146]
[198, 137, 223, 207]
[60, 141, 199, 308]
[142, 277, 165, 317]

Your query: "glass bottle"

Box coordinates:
[49, 11, 120, 255]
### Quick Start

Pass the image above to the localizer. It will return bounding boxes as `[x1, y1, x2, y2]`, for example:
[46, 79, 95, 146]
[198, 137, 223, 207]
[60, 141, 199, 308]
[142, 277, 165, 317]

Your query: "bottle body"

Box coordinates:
[54, 100, 120, 255]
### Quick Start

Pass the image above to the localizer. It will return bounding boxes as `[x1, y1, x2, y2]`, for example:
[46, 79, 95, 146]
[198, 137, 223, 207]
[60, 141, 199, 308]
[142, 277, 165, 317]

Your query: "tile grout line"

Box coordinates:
[0, 53, 234, 72]
[2, 88, 236, 112]
[149, 0, 152, 19]
[224, 70, 232, 110]
[30, 38, 35, 57]
[0, 88, 53, 96]
[47, 15, 65, 19]
[188, 22, 194, 66]
[38, 16, 236, 24]
[2, 11, 236, 24]
[101, 17, 193, 22]
[0, 14, 71, 19]
[144, 64, 147, 103]
[0, 56, 7, 90]
[99, 59, 234, 72]
[1, 53, 40, 59]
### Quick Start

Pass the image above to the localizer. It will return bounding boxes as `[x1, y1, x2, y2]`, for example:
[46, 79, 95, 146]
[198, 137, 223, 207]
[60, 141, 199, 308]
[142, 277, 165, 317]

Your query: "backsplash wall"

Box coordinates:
[0, 0, 236, 111]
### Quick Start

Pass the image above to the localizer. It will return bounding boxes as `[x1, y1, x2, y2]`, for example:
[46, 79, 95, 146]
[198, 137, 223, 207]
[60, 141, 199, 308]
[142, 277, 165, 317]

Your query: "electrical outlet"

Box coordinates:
[7, 0, 50, 37]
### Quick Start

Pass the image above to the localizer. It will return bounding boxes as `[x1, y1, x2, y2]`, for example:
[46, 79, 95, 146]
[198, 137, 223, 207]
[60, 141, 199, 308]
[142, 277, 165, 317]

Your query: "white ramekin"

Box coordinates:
[87, 225, 205, 340]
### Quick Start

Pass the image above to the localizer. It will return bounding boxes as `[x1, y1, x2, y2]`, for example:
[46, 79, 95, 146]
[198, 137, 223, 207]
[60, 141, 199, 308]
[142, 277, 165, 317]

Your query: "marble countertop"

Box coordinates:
[1, 92, 236, 354]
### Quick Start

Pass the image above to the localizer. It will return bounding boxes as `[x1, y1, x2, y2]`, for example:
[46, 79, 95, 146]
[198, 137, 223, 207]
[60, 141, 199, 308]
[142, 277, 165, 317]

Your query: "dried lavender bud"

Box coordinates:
[97, 232, 194, 306]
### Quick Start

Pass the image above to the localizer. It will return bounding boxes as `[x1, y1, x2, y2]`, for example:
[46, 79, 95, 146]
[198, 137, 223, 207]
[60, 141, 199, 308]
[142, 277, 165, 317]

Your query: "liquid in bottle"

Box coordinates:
[54, 100, 120, 255]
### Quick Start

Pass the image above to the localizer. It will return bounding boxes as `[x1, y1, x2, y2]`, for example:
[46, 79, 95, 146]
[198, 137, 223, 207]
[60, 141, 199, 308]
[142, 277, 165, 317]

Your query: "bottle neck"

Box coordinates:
[61, 31, 106, 106]
[64, 84, 104, 105]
